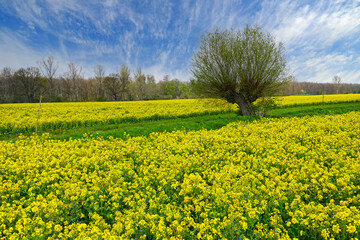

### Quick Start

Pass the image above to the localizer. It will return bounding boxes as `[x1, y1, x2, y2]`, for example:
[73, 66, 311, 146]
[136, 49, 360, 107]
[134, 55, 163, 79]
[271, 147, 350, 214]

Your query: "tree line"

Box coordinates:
[1, 57, 359, 103]
[0, 57, 194, 103]
[282, 80, 360, 96]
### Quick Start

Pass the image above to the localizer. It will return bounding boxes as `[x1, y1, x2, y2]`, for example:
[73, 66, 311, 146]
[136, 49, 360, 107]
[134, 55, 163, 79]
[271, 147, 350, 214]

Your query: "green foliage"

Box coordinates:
[250, 97, 279, 117]
[191, 25, 290, 115]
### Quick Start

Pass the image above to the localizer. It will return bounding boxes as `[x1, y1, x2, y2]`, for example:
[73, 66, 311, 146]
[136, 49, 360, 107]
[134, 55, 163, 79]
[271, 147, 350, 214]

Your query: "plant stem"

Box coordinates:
[36, 95, 42, 135]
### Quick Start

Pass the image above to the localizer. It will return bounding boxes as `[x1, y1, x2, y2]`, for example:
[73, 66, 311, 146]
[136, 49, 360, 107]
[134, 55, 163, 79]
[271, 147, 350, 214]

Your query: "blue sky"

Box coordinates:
[0, 0, 359, 83]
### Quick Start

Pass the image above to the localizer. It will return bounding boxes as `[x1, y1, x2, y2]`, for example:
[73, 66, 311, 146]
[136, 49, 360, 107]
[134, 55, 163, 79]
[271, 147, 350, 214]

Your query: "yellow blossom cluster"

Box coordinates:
[278, 93, 360, 106]
[1, 112, 360, 239]
[0, 99, 236, 135]
[1, 94, 360, 135]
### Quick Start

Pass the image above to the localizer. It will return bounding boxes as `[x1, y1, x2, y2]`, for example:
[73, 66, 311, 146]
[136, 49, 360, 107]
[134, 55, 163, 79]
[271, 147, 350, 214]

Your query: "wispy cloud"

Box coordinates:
[265, 0, 360, 49]
[252, 0, 360, 83]
[0, 0, 359, 82]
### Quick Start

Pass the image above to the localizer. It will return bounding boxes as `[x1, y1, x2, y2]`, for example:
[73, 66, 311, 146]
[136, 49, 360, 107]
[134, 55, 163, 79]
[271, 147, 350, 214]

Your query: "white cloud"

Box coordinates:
[260, 0, 360, 49]
[253, 0, 360, 83]
[142, 63, 190, 83]
[0, 0, 360, 83]
[0, 30, 42, 68]
[339, 70, 360, 84]
[289, 52, 360, 83]
[0, 30, 70, 77]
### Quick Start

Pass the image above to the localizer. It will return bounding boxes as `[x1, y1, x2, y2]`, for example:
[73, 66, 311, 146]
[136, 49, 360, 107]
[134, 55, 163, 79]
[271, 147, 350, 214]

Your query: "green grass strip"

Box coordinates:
[1, 101, 359, 141]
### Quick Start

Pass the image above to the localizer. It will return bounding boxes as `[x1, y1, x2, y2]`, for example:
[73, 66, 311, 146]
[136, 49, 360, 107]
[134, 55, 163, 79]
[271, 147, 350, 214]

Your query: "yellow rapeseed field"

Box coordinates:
[0, 99, 236, 134]
[1, 94, 360, 134]
[1, 112, 359, 239]
[278, 93, 360, 106]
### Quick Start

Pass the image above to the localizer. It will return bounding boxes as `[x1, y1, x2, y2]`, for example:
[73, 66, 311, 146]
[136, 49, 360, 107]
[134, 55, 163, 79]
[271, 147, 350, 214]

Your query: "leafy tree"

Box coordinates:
[163, 79, 177, 98]
[159, 76, 174, 99]
[104, 74, 121, 101]
[145, 74, 158, 100]
[191, 25, 290, 115]
[178, 82, 192, 99]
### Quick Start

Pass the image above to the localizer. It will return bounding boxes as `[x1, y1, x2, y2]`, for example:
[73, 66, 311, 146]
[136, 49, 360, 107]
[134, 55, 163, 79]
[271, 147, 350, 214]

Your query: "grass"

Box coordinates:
[268, 100, 360, 118]
[1, 100, 359, 141]
[50, 112, 253, 141]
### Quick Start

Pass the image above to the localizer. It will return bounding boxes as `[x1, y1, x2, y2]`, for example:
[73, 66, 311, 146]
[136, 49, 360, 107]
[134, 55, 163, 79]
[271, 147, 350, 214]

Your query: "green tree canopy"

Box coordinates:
[191, 25, 290, 115]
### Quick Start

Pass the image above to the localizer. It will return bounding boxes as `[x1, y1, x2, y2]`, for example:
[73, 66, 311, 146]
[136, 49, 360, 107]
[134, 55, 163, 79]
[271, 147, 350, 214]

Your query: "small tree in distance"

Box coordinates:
[38, 56, 58, 98]
[332, 75, 342, 94]
[191, 25, 290, 115]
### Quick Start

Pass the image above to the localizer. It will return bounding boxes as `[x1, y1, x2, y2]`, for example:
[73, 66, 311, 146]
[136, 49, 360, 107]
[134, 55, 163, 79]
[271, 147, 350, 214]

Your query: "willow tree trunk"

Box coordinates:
[235, 95, 252, 116]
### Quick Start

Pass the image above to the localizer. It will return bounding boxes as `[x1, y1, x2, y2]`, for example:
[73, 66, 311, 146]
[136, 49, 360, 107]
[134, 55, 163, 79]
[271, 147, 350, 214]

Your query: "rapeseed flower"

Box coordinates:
[0, 111, 360, 238]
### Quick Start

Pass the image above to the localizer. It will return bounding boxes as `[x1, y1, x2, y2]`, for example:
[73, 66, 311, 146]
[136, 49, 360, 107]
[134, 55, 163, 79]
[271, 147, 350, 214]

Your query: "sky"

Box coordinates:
[0, 0, 359, 83]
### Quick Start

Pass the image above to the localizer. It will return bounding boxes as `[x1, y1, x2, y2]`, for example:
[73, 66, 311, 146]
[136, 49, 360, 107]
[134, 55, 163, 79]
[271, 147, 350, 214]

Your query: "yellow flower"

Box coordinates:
[1, 107, 360, 239]
[347, 224, 357, 234]
[321, 229, 330, 239]
[242, 221, 248, 231]
[54, 224, 63, 232]
[248, 211, 256, 219]
[332, 224, 341, 234]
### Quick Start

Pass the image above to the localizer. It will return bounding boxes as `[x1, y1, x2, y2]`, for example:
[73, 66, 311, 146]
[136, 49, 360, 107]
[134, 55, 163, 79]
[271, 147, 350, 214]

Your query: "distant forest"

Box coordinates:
[1, 57, 360, 103]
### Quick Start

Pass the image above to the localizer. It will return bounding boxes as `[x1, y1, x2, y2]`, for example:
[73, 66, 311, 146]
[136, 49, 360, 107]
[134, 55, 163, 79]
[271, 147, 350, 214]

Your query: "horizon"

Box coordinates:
[1, 0, 359, 83]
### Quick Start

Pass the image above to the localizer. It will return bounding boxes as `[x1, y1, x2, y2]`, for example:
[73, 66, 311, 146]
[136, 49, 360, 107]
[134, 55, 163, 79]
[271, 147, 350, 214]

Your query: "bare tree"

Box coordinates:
[0, 67, 15, 102]
[134, 67, 146, 100]
[64, 62, 83, 101]
[118, 64, 131, 101]
[333, 75, 342, 94]
[94, 64, 105, 100]
[38, 56, 58, 97]
[14, 67, 45, 103]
